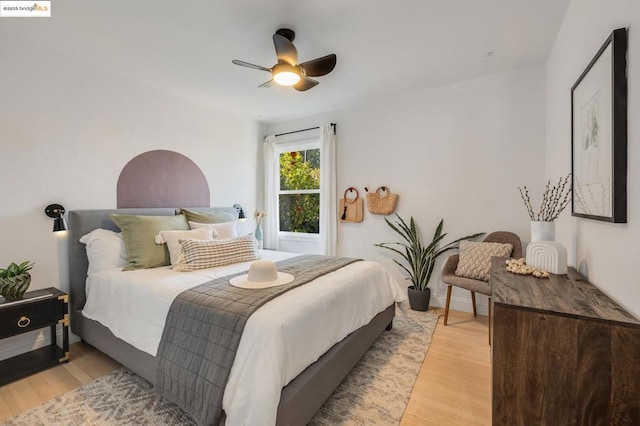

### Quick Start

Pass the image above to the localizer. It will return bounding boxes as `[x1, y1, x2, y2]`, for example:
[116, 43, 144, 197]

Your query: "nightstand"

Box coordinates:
[0, 287, 69, 386]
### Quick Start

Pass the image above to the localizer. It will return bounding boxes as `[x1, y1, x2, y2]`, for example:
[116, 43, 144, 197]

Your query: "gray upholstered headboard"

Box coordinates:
[67, 207, 238, 327]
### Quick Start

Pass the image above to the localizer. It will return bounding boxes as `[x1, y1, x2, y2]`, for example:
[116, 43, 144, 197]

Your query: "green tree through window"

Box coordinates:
[279, 149, 320, 233]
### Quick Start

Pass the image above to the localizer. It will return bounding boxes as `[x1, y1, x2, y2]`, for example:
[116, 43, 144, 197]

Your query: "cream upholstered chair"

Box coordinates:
[441, 231, 522, 342]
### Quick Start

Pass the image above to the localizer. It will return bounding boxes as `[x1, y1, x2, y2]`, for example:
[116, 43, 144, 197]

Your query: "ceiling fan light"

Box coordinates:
[274, 71, 300, 86]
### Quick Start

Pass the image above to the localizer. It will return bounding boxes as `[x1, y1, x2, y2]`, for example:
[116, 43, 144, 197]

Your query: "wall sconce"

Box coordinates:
[233, 204, 247, 221]
[45, 204, 67, 232]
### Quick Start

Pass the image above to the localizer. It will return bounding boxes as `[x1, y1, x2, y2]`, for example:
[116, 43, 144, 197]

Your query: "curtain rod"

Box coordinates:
[264, 123, 336, 139]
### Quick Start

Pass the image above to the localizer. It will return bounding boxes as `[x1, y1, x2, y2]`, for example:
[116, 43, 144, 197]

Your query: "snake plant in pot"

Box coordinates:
[375, 215, 482, 311]
[0, 261, 34, 302]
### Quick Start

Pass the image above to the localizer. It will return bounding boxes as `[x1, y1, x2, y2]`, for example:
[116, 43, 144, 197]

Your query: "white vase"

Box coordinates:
[254, 224, 264, 250]
[530, 221, 555, 242]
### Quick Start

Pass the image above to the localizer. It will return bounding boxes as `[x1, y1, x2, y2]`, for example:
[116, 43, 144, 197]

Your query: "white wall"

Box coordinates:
[546, 0, 640, 317]
[267, 65, 546, 314]
[0, 24, 260, 359]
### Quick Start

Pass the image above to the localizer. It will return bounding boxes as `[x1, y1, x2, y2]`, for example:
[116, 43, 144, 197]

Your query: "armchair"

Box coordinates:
[441, 231, 522, 342]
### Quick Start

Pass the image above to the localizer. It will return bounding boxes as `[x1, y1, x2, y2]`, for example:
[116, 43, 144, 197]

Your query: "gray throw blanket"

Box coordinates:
[155, 255, 361, 425]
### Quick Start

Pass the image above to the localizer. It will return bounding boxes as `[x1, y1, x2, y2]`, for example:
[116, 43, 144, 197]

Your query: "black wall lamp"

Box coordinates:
[45, 204, 67, 232]
[233, 204, 247, 221]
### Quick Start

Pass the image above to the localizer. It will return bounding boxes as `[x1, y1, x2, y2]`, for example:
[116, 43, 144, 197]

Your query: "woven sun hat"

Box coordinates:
[229, 260, 294, 289]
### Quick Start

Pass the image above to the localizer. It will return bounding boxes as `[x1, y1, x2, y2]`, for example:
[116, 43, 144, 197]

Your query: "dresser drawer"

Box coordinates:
[0, 298, 65, 338]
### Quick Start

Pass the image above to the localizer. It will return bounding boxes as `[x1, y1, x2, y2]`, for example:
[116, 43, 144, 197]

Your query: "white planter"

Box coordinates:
[531, 221, 555, 242]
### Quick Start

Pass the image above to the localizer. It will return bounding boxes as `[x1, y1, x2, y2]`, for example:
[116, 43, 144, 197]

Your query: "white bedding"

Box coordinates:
[82, 251, 407, 426]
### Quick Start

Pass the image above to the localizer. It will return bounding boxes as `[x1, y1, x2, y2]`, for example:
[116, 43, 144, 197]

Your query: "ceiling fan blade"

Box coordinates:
[258, 80, 274, 88]
[294, 76, 319, 92]
[232, 60, 271, 72]
[299, 54, 337, 77]
[273, 34, 298, 65]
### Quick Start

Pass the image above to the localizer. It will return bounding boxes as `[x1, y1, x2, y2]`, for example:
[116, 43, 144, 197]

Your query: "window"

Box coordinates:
[277, 143, 320, 234]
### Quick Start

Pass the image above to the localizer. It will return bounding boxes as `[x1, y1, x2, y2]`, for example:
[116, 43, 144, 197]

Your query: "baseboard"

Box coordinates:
[430, 292, 489, 316]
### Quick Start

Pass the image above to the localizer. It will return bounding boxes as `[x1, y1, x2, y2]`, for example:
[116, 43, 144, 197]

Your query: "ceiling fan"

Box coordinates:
[232, 28, 337, 92]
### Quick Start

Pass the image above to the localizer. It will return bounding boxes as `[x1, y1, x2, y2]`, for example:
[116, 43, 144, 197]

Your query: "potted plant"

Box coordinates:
[375, 215, 482, 311]
[0, 261, 34, 302]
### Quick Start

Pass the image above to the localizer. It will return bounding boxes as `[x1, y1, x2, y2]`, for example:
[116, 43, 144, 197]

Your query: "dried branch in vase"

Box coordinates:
[517, 173, 572, 222]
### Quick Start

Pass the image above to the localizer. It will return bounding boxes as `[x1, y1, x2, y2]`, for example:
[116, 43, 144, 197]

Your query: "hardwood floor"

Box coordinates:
[0, 343, 120, 421]
[402, 308, 492, 425]
[0, 309, 491, 424]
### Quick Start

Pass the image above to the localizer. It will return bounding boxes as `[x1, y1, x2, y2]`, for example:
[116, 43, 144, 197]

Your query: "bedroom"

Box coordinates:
[1, 0, 639, 424]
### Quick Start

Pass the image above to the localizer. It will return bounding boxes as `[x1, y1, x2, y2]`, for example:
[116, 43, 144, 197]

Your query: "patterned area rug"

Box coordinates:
[3, 309, 438, 426]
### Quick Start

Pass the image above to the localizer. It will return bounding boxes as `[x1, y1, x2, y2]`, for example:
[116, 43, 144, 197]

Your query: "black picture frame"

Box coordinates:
[571, 28, 627, 223]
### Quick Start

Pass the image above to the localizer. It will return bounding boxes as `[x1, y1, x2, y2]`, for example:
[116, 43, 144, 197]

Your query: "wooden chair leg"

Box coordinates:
[471, 291, 477, 317]
[488, 296, 492, 345]
[444, 285, 452, 326]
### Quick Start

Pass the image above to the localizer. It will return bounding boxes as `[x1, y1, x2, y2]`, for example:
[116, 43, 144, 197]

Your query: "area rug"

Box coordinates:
[3, 309, 438, 426]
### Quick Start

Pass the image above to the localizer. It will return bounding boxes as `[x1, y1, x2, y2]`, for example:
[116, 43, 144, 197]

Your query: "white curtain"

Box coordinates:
[319, 124, 337, 255]
[263, 135, 279, 250]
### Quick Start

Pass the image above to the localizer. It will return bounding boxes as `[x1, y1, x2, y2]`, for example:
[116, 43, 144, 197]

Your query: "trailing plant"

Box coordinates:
[375, 215, 483, 291]
[518, 173, 572, 222]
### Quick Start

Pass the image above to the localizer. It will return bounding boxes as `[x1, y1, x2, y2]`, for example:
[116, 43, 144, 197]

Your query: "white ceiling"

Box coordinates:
[6, 0, 570, 122]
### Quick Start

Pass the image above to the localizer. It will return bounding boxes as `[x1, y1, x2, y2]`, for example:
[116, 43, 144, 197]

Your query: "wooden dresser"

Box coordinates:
[490, 257, 640, 425]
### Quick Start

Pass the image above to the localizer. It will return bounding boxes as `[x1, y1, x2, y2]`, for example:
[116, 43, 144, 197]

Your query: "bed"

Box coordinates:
[68, 207, 406, 425]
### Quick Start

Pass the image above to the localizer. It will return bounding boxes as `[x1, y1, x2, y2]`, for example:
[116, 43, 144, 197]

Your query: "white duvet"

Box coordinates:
[82, 251, 407, 426]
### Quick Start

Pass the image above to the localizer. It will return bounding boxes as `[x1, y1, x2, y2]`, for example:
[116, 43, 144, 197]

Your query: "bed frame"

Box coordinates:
[68, 208, 395, 426]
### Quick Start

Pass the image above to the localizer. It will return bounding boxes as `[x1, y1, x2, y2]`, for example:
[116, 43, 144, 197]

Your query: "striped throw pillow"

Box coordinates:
[173, 234, 259, 272]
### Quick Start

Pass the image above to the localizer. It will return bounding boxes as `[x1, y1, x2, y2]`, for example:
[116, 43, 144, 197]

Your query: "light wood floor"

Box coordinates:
[0, 309, 491, 424]
[402, 308, 491, 425]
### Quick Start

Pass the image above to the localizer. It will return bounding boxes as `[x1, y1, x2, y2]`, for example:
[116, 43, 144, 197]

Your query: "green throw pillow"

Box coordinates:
[110, 214, 189, 270]
[178, 209, 235, 224]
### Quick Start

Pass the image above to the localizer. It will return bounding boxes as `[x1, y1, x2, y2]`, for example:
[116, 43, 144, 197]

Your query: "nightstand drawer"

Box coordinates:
[0, 298, 65, 338]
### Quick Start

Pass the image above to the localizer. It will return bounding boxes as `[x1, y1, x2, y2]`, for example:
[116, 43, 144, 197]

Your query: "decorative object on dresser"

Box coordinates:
[525, 241, 568, 275]
[530, 220, 555, 242]
[0, 287, 69, 386]
[491, 257, 640, 425]
[365, 186, 399, 215]
[339, 187, 364, 223]
[0, 261, 34, 301]
[376, 214, 483, 311]
[441, 231, 522, 342]
[505, 258, 549, 278]
[517, 173, 571, 241]
[571, 27, 627, 223]
[45, 203, 67, 232]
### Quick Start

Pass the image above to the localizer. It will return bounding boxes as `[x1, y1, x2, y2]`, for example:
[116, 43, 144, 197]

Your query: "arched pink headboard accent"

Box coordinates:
[117, 150, 210, 208]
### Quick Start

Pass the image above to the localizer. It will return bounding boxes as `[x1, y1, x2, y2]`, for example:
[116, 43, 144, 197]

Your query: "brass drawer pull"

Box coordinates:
[17, 316, 31, 328]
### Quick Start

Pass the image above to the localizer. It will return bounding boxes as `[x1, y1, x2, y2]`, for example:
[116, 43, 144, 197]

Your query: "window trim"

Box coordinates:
[276, 139, 321, 236]
[278, 231, 321, 242]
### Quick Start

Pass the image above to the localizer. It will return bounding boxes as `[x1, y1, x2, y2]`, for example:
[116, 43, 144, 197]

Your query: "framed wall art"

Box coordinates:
[571, 27, 627, 223]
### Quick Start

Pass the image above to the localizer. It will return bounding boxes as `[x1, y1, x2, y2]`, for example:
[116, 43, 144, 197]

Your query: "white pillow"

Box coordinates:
[155, 228, 214, 266]
[189, 220, 238, 240]
[79, 229, 127, 275]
